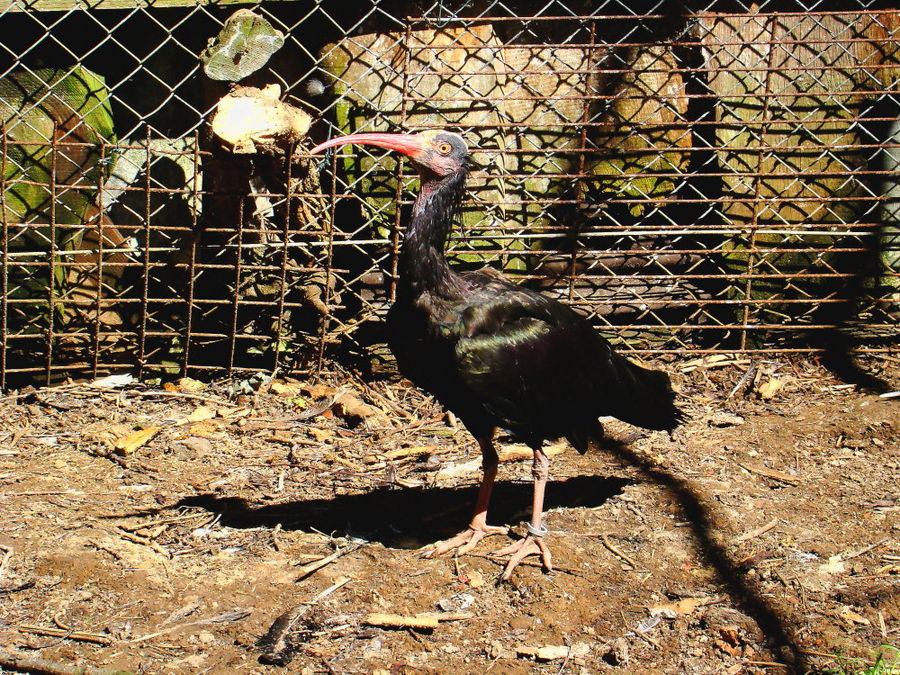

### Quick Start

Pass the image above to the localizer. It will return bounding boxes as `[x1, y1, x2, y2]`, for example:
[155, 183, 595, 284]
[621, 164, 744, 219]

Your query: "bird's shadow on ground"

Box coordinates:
[175, 475, 628, 549]
[598, 436, 811, 674]
[174, 442, 811, 672]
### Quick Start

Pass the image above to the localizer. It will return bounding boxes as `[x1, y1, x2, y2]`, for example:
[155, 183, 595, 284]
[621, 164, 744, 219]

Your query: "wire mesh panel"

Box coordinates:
[0, 1, 897, 388]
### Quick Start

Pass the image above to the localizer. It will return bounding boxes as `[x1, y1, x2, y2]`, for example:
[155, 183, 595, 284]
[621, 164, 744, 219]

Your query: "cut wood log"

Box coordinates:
[210, 84, 311, 154]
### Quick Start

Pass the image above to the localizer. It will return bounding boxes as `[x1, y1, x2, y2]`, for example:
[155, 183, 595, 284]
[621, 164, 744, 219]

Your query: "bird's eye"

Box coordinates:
[437, 142, 452, 155]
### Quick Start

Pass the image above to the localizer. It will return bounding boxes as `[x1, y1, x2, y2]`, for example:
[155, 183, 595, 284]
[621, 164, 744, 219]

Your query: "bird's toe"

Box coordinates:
[423, 524, 509, 558]
[496, 535, 553, 580]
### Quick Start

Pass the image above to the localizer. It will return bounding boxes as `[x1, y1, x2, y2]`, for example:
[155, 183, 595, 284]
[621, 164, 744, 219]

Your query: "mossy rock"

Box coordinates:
[0, 65, 115, 319]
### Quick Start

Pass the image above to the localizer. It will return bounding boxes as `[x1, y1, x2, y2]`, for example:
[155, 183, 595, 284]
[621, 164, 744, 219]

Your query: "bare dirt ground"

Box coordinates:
[0, 355, 898, 674]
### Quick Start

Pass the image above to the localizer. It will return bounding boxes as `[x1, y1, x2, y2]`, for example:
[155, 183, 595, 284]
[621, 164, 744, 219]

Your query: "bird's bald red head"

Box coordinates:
[310, 130, 469, 178]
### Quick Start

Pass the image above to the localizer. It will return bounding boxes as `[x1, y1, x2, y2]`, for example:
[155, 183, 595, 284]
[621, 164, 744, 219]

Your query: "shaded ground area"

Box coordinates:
[0, 355, 898, 674]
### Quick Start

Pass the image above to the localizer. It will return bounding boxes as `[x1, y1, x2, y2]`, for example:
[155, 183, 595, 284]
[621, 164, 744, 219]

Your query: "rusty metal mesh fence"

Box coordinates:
[0, 0, 897, 388]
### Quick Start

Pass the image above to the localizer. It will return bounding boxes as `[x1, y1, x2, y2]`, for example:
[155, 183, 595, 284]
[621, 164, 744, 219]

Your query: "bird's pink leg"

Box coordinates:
[495, 446, 553, 580]
[424, 437, 508, 558]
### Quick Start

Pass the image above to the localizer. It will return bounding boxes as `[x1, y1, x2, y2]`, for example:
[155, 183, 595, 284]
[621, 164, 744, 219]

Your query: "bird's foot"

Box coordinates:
[494, 526, 553, 580]
[423, 524, 509, 558]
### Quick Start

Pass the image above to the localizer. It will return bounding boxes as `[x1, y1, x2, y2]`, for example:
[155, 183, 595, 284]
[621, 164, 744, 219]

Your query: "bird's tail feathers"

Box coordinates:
[566, 419, 604, 454]
[607, 354, 685, 431]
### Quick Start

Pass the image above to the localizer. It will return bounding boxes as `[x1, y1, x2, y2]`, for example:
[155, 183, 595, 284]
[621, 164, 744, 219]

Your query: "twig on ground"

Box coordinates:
[295, 542, 361, 582]
[114, 528, 171, 559]
[733, 518, 778, 544]
[841, 537, 888, 561]
[363, 612, 473, 630]
[599, 534, 638, 569]
[17, 624, 111, 645]
[0, 579, 36, 595]
[0, 649, 132, 675]
[736, 462, 800, 486]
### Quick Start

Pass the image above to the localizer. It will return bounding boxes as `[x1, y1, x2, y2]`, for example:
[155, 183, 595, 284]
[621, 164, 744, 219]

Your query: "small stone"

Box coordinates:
[438, 592, 474, 612]
[570, 642, 591, 658]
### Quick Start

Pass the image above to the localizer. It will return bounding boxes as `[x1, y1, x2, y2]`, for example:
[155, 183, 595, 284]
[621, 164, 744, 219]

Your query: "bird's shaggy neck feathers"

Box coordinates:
[401, 168, 467, 297]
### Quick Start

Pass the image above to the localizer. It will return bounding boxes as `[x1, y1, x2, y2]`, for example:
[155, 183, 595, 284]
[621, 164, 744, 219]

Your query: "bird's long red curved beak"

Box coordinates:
[309, 132, 425, 158]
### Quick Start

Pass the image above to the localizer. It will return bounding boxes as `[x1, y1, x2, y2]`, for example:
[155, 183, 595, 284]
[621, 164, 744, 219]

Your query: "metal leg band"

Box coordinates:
[526, 523, 548, 538]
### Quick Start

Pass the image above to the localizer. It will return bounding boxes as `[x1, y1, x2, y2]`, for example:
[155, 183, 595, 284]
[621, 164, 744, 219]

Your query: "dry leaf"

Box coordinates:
[333, 393, 388, 424]
[715, 638, 741, 657]
[189, 419, 227, 438]
[178, 377, 207, 393]
[271, 381, 305, 397]
[309, 427, 333, 443]
[757, 378, 784, 399]
[187, 406, 216, 423]
[649, 596, 712, 617]
[839, 607, 871, 625]
[81, 422, 134, 449]
[467, 570, 486, 588]
[305, 384, 338, 399]
[219, 407, 251, 420]
[114, 427, 162, 455]
[719, 626, 741, 647]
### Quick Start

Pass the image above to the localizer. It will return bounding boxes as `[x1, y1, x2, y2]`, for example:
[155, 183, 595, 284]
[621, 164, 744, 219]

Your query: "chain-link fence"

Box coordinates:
[0, 0, 897, 388]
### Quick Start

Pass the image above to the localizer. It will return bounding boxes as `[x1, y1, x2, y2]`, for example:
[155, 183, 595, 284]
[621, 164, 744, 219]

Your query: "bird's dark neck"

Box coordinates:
[400, 168, 467, 298]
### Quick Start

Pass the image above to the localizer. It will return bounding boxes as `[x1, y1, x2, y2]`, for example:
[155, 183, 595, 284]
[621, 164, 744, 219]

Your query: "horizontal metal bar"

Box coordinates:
[403, 90, 900, 102]
[404, 64, 900, 76]
[408, 10, 900, 21]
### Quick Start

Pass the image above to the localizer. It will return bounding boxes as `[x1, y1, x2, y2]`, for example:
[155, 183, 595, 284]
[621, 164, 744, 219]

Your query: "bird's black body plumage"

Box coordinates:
[311, 128, 682, 578]
[385, 136, 683, 452]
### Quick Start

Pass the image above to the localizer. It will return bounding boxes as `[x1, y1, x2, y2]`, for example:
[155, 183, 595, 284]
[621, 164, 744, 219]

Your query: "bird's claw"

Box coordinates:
[494, 534, 553, 580]
[423, 524, 509, 558]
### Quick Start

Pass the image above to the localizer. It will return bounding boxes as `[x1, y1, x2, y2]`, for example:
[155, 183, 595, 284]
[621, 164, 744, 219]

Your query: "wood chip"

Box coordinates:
[516, 645, 570, 661]
[680, 355, 750, 372]
[499, 441, 567, 462]
[420, 611, 473, 621]
[737, 462, 800, 486]
[649, 596, 715, 617]
[383, 445, 439, 460]
[114, 427, 162, 455]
